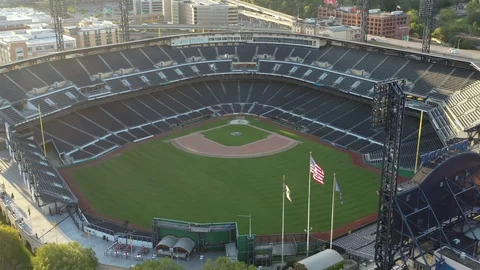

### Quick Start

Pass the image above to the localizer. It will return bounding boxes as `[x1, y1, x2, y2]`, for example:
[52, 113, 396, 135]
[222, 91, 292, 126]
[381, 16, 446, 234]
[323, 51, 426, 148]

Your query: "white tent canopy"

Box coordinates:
[155, 235, 179, 250]
[173, 237, 196, 255]
[294, 249, 343, 270]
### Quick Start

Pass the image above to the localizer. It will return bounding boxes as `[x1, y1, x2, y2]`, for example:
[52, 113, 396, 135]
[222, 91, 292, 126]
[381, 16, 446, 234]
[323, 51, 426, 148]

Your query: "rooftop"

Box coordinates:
[77, 17, 119, 31]
[0, 29, 75, 45]
[327, 25, 358, 32]
[0, 8, 51, 24]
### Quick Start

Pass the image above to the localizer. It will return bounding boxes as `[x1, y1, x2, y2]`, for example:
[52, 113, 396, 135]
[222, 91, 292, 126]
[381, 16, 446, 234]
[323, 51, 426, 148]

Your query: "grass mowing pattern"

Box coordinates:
[72, 117, 380, 235]
[202, 124, 270, 146]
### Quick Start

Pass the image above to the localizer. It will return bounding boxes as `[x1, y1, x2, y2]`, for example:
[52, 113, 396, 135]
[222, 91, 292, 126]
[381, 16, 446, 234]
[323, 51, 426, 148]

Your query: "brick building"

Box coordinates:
[317, 7, 410, 39]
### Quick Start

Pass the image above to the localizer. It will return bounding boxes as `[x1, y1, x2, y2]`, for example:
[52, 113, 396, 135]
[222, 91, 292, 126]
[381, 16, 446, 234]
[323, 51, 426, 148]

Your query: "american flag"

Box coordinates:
[310, 157, 325, 184]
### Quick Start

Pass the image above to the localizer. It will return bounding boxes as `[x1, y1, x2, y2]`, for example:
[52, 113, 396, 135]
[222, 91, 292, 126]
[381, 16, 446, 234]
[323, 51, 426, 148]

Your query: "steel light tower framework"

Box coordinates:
[120, 0, 133, 42]
[420, 0, 434, 53]
[372, 79, 406, 270]
[360, 0, 370, 43]
[49, 0, 67, 51]
[356, 0, 370, 43]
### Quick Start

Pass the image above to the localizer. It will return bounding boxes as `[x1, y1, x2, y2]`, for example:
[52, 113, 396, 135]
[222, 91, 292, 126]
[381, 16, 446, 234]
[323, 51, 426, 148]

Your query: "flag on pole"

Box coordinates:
[310, 157, 325, 184]
[285, 184, 293, 203]
[335, 177, 344, 205]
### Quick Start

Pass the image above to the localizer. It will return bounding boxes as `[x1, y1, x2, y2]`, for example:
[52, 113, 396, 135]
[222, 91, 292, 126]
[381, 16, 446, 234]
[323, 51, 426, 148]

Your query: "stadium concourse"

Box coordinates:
[0, 32, 479, 268]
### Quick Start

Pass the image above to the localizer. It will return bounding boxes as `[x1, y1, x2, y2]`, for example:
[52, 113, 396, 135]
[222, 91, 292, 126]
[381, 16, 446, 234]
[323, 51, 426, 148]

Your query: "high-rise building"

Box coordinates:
[133, 0, 163, 15]
[164, 0, 237, 25]
[65, 17, 120, 48]
[162, 0, 172, 22]
[317, 7, 410, 39]
[0, 29, 76, 64]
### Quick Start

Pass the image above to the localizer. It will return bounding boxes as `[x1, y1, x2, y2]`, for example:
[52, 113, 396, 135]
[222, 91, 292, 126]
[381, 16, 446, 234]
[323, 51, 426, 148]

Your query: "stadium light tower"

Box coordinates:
[371, 79, 406, 270]
[420, 0, 434, 53]
[237, 214, 252, 237]
[120, 0, 133, 42]
[49, 0, 67, 51]
[356, 0, 370, 43]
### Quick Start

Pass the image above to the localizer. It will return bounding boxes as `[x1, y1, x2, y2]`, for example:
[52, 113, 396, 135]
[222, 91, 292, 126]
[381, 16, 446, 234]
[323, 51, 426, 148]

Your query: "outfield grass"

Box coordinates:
[71, 117, 380, 235]
[202, 125, 270, 146]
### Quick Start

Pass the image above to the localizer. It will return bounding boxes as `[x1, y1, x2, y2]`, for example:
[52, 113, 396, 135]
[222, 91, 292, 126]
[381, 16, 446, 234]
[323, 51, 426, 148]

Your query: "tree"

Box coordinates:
[0, 224, 32, 270]
[133, 257, 183, 270]
[467, 11, 480, 25]
[432, 27, 446, 40]
[439, 8, 457, 23]
[467, 0, 480, 13]
[406, 9, 424, 37]
[202, 257, 256, 270]
[32, 242, 97, 270]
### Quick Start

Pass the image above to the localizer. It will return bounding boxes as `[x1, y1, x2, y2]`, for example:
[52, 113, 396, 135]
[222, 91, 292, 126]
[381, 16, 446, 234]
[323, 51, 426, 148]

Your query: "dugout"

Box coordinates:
[152, 218, 238, 254]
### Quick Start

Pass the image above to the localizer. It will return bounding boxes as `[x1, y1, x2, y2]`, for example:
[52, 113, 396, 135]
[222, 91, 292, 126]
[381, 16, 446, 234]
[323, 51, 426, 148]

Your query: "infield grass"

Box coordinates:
[202, 124, 270, 146]
[70, 117, 380, 235]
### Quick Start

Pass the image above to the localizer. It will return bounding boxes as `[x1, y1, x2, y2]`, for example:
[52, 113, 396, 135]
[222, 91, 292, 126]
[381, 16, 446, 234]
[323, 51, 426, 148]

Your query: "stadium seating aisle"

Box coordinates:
[0, 74, 27, 102]
[50, 59, 93, 87]
[5, 69, 46, 92]
[0, 107, 25, 123]
[121, 49, 155, 71]
[26, 64, 65, 85]
[235, 45, 257, 62]
[100, 51, 133, 71]
[78, 55, 112, 75]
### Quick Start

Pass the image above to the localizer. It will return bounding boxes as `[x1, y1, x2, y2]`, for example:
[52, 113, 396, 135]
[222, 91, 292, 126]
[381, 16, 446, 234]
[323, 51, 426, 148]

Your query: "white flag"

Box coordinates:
[285, 185, 293, 203]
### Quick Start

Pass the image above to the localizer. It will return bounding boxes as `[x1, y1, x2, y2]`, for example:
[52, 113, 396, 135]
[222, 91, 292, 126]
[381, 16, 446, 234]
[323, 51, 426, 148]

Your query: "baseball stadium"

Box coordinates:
[0, 32, 480, 269]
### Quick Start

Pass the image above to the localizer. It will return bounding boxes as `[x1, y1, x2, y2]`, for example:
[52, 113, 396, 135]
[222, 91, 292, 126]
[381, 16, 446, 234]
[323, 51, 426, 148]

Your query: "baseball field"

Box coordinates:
[61, 116, 382, 236]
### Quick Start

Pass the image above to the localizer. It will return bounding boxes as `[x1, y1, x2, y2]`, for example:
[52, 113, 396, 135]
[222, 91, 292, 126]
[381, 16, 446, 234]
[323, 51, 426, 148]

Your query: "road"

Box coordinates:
[129, 24, 291, 33]
[370, 35, 480, 62]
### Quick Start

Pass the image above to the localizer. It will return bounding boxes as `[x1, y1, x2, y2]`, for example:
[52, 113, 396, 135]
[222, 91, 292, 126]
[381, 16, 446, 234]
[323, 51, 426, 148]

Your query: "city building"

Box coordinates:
[163, 0, 238, 25]
[133, 0, 163, 15]
[65, 17, 121, 48]
[162, 0, 172, 22]
[0, 8, 52, 32]
[0, 29, 76, 64]
[317, 6, 410, 39]
[292, 19, 360, 41]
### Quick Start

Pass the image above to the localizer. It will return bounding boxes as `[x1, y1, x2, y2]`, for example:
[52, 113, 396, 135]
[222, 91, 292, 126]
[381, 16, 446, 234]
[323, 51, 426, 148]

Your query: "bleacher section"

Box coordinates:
[11, 135, 77, 206]
[24, 79, 444, 170]
[0, 40, 475, 170]
[333, 223, 376, 260]
[444, 80, 480, 130]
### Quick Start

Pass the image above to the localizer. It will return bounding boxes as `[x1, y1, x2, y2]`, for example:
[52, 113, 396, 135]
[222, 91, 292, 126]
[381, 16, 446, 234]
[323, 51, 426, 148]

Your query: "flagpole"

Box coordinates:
[38, 105, 47, 157]
[306, 152, 312, 257]
[281, 174, 285, 268]
[330, 173, 336, 249]
[414, 111, 424, 173]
